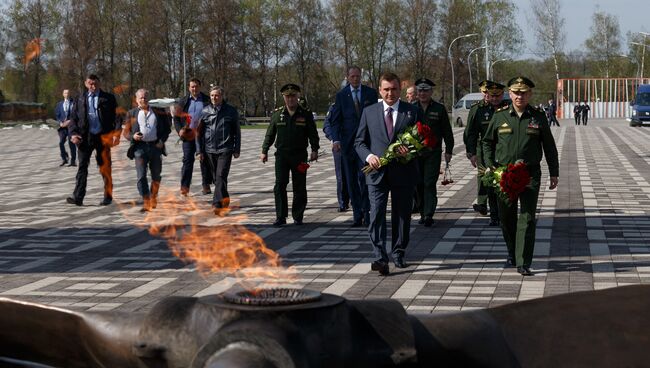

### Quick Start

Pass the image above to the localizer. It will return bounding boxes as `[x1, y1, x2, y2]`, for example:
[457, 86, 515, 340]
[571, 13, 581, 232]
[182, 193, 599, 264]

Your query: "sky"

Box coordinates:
[515, 0, 650, 58]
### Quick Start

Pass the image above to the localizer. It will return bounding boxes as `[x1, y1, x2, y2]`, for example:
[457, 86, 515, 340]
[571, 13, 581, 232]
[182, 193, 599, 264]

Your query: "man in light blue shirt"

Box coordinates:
[172, 78, 213, 196]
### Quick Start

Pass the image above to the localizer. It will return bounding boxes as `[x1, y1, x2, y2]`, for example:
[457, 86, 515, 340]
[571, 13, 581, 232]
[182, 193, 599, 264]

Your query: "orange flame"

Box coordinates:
[118, 189, 295, 289]
[113, 84, 129, 95]
[99, 133, 118, 198]
[23, 38, 42, 65]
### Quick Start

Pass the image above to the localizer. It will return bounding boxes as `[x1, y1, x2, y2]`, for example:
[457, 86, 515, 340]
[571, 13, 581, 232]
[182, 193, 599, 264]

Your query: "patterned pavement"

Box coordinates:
[1, 119, 649, 313]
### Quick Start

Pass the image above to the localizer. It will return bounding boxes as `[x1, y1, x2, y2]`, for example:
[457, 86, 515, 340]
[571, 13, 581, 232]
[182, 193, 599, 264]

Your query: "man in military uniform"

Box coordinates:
[464, 80, 507, 226]
[483, 77, 559, 276]
[413, 78, 454, 227]
[260, 84, 319, 227]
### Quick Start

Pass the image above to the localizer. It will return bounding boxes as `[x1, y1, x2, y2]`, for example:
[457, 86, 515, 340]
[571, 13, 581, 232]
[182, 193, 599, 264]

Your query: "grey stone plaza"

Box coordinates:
[1, 119, 648, 313]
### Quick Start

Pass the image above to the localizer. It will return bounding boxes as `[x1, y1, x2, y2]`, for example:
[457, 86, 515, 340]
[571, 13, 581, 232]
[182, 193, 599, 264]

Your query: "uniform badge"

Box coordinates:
[484, 112, 490, 121]
[528, 119, 539, 129]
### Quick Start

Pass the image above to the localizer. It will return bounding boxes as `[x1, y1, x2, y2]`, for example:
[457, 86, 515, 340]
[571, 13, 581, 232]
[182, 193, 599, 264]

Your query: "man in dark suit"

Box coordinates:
[355, 72, 421, 276]
[329, 66, 379, 226]
[54, 89, 76, 167]
[123, 89, 171, 212]
[66, 74, 119, 206]
[172, 78, 213, 196]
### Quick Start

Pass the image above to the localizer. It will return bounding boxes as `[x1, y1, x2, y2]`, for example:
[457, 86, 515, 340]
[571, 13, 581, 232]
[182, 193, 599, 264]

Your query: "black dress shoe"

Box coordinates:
[99, 197, 112, 206]
[273, 218, 286, 227]
[424, 217, 434, 227]
[517, 266, 533, 276]
[473, 204, 488, 216]
[489, 218, 500, 226]
[506, 256, 515, 267]
[351, 220, 362, 227]
[59, 160, 68, 167]
[418, 217, 425, 224]
[393, 256, 408, 269]
[69, 161, 76, 167]
[294, 219, 303, 225]
[371, 260, 389, 276]
[337, 207, 347, 212]
[202, 186, 212, 195]
[66, 197, 82, 206]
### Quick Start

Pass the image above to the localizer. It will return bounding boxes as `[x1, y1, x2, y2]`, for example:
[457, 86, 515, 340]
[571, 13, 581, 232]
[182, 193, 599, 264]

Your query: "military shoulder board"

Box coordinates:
[496, 105, 508, 112]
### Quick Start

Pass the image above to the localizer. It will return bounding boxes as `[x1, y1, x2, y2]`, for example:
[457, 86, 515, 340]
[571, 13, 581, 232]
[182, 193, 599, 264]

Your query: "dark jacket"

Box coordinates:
[69, 89, 118, 138]
[173, 92, 210, 134]
[55, 98, 74, 131]
[124, 107, 172, 158]
[329, 84, 378, 154]
[197, 103, 241, 155]
[355, 101, 422, 186]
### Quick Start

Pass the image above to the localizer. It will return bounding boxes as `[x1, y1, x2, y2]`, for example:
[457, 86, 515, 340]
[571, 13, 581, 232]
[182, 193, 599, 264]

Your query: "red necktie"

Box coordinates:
[385, 107, 394, 139]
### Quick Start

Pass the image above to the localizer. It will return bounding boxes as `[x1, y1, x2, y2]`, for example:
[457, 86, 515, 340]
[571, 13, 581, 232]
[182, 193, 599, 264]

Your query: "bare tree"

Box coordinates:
[529, 0, 565, 80]
[585, 11, 621, 78]
[401, 0, 438, 79]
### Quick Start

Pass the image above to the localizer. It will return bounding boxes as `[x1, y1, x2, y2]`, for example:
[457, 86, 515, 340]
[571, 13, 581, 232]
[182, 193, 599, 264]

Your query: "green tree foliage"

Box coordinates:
[585, 11, 622, 78]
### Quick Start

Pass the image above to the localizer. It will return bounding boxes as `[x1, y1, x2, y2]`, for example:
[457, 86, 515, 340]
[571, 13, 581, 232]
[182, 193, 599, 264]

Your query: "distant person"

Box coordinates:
[54, 89, 77, 167]
[124, 89, 171, 212]
[66, 74, 119, 206]
[581, 102, 590, 125]
[406, 86, 417, 103]
[171, 78, 213, 197]
[197, 85, 241, 215]
[547, 99, 559, 126]
[573, 103, 581, 125]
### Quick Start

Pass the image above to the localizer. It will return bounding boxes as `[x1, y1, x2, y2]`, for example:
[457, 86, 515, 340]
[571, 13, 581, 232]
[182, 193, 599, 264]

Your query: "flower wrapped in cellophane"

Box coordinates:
[362, 121, 437, 174]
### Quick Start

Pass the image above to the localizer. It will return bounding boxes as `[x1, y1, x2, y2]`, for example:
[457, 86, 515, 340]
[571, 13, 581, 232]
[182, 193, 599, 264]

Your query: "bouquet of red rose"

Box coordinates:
[479, 160, 531, 203]
[362, 121, 437, 174]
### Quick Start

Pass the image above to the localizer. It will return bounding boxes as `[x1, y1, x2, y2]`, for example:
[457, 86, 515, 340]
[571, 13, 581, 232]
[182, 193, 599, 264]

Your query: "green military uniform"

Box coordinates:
[262, 88, 319, 224]
[463, 81, 508, 223]
[413, 78, 454, 225]
[482, 77, 559, 273]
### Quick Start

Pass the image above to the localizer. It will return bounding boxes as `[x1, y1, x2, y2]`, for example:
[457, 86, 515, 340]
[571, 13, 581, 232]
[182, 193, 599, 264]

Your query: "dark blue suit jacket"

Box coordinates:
[329, 84, 378, 154]
[55, 99, 74, 131]
[69, 89, 118, 138]
[354, 100, 421, 186]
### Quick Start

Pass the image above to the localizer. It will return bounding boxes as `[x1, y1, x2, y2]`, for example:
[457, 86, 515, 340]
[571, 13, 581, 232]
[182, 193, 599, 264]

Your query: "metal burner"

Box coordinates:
[222, 288, 321, 306]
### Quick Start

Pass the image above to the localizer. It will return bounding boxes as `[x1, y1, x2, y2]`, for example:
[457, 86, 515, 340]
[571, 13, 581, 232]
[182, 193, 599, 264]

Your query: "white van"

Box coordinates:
[452, 92, 511, 127]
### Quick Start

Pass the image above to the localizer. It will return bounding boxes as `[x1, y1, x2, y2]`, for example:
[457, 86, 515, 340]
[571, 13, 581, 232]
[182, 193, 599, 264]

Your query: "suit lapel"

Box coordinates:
[377, 104, 390, 142]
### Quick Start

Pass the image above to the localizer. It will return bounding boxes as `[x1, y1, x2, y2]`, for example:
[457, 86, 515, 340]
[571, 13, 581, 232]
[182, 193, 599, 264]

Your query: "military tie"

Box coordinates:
[352, 89, 360, 116]
[385, 107, 394, 139]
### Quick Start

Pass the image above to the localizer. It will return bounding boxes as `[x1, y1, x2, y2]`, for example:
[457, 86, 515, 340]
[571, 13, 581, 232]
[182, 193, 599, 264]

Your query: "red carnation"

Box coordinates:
[296, 162, 310, 174]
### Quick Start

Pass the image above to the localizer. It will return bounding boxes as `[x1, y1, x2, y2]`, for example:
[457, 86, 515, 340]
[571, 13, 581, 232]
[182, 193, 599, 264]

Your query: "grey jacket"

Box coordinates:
[197, 102, 240, 155]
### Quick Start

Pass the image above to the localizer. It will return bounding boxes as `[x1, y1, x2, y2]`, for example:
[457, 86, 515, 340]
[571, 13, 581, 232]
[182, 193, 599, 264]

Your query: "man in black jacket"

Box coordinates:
[172, 78, 213, 196]
[66, 74, 119, 206]
[197, 86, 240, 214]
[124, 89, 172, 212]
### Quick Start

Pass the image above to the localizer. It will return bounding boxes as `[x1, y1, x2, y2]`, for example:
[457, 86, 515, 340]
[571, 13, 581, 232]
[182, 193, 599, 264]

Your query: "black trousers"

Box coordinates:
[206, 152, 233, 208]
[72, 133, 112, 202]
[58, 129, 76, 162]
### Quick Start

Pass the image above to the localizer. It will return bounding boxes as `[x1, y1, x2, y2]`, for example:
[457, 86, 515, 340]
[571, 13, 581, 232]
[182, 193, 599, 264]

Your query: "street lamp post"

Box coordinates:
[448, 33, 478, 107]
[182, 29, 193, 90]
[489, 58, 510, 80]
[467, 46, 487, 93]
